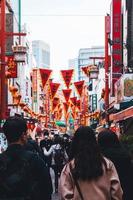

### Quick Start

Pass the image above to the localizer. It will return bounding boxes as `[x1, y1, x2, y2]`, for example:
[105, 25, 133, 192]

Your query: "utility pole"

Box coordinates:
[105, 15, 111, 125]
[0, 0, 7, 121]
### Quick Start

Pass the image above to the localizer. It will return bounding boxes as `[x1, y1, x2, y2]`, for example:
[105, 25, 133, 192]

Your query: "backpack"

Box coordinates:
[53, 146, 65, 166]
[0, 151, 37, 200]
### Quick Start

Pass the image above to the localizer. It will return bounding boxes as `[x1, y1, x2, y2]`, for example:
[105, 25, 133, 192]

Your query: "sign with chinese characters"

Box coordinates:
[39, 68, 52, 88]
[32, 69, 38, 103]
[6, 13, 13, 53]
[111, 0, 123, 95]
[60, 69, 74, 88]
[92, 94, 97, 111]
[6, 56, 17, 78]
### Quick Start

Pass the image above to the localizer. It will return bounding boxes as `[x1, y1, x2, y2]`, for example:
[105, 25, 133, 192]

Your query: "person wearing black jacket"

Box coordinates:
[0, 116, 53, 200]
[98, 129, 133, 200]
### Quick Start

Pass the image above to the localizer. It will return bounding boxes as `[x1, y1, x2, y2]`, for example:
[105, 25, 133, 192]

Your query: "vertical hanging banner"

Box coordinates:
[32, 69, 38, 103]
[39, 69, 52, 88]
[6, 56, 17, 78]
[81, 66, 89, 77]
[62, 89, 72, 102]
[74, 81, 84, 97]
[111, 0, 122, 96]
[50, 82, 60, 99]
[63, 102, 69, 113]
[60, 69, 74, 88]
[76, 99, 81, 111]
[52, 97, 59, 111]
[70, 97, 77, 106]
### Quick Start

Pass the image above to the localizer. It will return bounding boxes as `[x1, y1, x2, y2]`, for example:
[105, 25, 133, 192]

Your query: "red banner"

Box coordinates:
[63, 102, 69, 113]
[60, 69, 73, 88]
[40, 69, 52, 88]
[82, 66, 88, 76]
[74, 81, 84, 97]
[52, 97, 59, 111]
[62, 89, 72, 102]
[6, 56, 17, 78]
[70, 97, 77, 106]
[111, 0, 122, 96]
[50, 82, 60, 99]
[76, 99, 81, 111]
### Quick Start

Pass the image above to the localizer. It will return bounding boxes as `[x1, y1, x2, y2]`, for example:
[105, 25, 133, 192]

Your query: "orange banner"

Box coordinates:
[76, 99, 81, 111]
[40, 69, 52, 88]
[63, 102, 69, 113]
[52, 97, 59, 111]
[50, 82, 60, 99]
[6, 56, 17, 78]
[82, 66, 89, 76]
[60, 69, 74, 88]
[62, 89, 72, 102]
[74, 81, 84, 97]
[70, 97, 77, 106]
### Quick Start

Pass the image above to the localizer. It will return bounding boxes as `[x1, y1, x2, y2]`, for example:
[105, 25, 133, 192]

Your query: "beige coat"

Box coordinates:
[59, 158, 123, 200]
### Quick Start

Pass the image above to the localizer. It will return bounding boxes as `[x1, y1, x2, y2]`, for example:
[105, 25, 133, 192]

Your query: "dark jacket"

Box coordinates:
[0, 144, 53, 200]
[24, 137, 45, 161]
[98, 131, 133, 200]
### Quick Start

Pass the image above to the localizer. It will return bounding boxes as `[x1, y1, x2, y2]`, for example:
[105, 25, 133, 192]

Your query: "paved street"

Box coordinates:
[52, 193, 59, 200]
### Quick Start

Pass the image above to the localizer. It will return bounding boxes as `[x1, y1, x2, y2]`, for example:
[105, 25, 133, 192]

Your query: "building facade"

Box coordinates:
[32, 40, 50, 68]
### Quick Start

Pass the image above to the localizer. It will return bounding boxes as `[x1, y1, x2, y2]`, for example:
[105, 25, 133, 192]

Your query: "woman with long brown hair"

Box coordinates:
[59, 126, 123, 200]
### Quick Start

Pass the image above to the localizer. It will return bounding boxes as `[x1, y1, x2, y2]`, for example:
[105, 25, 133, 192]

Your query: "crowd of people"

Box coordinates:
[0, 116, 133, 200]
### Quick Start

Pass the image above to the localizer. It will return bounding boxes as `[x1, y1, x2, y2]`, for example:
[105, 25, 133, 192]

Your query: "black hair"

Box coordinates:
[3, 116, 27, 143]
[97, 129, 120, 150]
[69, 126, 105, 181]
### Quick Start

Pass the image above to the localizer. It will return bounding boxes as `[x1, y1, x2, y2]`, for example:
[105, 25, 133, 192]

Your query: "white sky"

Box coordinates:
[21, 0, 111, 71]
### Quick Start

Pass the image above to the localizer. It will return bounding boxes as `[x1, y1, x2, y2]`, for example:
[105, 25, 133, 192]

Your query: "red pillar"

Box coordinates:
[105, 15, 110, 124]
[0, 0, 7, 120]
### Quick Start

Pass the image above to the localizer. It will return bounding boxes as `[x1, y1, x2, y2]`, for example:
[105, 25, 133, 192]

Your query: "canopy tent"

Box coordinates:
[55, 121, 66, 127]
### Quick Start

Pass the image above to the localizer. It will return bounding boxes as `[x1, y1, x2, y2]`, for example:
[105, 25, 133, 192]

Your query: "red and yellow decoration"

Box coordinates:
[63, 102, 69, 113]
[60, 69, 74, 88]
[52, 97, 59, 112]
[81, 66, 89, 77]
[70, 97, 77, 106]
[49, 82, 60, 99]
[40, 68, 52, 88]
[74, 81, 84, 97]
[62, 89, 72, 102]
[6, 56, 17, 78]
[76, 99, 81, 111]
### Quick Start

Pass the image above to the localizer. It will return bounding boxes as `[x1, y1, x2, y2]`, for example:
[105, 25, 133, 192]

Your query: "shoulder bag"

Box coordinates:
[69, 163, 84, 200]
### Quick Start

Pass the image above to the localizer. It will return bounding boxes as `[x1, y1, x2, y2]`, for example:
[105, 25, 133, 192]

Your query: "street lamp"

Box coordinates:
[88, 65, 99, 79]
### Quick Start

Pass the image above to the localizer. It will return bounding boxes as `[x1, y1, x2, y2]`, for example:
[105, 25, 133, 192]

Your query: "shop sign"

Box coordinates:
[111, 0, 123, 96]
[92, 94, 97, 111]
[115, 74, 133, 103]
[32, 69, 37, 103]
[6, 56, 17, 78]
[12, 45, 27, 62]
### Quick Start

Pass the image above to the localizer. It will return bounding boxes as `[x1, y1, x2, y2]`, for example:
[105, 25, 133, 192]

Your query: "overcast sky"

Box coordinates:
[21, 0, 111, 71]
